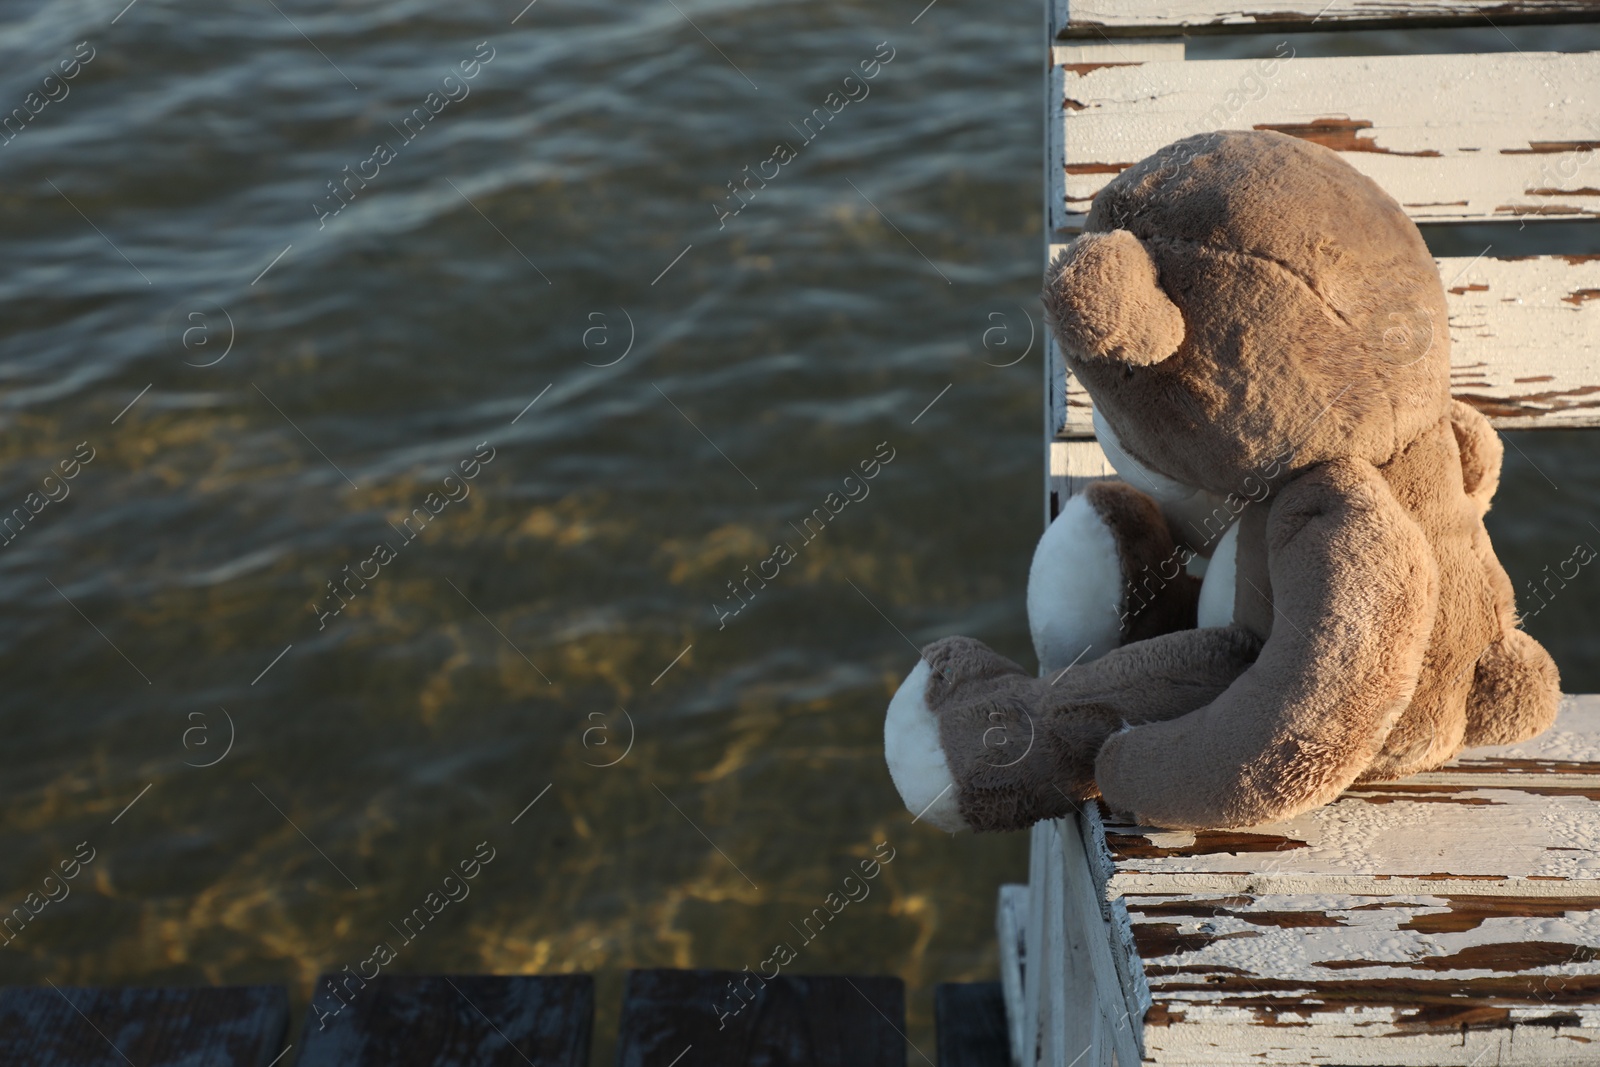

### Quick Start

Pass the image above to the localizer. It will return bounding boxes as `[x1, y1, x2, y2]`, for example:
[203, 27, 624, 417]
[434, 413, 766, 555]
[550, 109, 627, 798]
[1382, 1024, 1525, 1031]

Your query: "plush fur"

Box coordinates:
[883, 129, 1561, 832]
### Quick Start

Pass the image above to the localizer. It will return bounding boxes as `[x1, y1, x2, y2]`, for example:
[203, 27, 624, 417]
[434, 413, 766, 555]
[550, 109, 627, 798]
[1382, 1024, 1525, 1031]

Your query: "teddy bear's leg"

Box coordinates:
[1094, 458, 1440, 830]
[1028, 481, 1200, 675]
[1464, 629, 1561, 746]
[1445, 399, 1563, 747]
[885, 627, 1260, 833]
[1458, 513, 1561, 748]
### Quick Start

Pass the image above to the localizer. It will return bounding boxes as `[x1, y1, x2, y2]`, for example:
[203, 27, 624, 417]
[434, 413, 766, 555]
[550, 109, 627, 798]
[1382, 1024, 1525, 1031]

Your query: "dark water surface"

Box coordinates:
[0, 0, 1597, 1055]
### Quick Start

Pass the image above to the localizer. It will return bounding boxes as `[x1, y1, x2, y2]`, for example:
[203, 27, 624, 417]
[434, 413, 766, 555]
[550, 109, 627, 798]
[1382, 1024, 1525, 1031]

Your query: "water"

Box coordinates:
[0, 0, 1596, 1056]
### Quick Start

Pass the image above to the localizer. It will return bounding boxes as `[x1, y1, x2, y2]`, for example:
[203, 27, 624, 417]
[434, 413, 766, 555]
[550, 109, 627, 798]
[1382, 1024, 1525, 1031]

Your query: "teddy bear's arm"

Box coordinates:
[1092, 458, 1440, 830]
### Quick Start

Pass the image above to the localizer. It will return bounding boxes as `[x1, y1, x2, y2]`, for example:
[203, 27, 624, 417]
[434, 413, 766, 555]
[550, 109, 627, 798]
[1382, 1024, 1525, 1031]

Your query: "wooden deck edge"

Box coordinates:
[1058, 815, 1148, 1065]
[996, 883, 1029, 1064]
[1054, 8, 1600, 40]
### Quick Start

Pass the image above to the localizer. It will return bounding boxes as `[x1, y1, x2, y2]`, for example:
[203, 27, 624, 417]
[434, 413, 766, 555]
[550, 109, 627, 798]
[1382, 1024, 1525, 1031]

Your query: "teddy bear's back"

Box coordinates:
[1365, 415, 1502, 776]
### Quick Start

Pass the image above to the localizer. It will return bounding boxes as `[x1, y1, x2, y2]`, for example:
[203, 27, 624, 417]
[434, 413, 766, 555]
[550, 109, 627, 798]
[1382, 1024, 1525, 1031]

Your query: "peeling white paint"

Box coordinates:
[1053, 0, 1600, 38]
[1003, 701, 1600, 1063]
[1051, 51, 1600, 230]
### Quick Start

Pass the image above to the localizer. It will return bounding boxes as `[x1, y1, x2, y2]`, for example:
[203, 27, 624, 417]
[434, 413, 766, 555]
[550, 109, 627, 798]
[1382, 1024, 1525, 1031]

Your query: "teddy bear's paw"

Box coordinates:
[884, 659, 968, 832]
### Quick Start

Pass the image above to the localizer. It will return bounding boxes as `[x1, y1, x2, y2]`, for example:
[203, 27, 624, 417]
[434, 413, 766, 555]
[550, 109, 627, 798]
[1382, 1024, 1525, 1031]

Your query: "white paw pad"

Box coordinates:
[1027, 492, 1125, 674]
[884, 660, 966, 832]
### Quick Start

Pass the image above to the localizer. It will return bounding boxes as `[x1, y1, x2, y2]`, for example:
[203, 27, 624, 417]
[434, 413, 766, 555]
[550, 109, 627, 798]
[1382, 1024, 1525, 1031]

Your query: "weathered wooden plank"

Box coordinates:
[1125, 891, 1600, 987]
[1445, 254, 1600, 429]
[0, 985, 288, 1067]
[1051, 50, 1600, 230]
[1011, 821, 1108, 1067]
[1042, 820, 1070, 1066]
[995, 883, 1028, 1063]
[1073, 690, 1600, 1064]
[1119, 891, 1600, 1065]
[1095, 785, 1600, 897]
[935, 983, 1011, 1067]
[615, 970, 906, 1067]
[1139, 999, 1600, 1064]
[1021, 822, 1050, 1067]
[1046, 440, 1114, 524]
[1049, 253, 1600, 436]
[294, 974, 592, 1067]
[1059, 815, 1146, 1067]
[1088, 697, 1600, 900]
[1054, 0, 1600, 39]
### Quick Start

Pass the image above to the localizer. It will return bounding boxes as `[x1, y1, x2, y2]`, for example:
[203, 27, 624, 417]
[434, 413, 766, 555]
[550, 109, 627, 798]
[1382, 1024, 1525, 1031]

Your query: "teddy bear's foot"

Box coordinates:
[884, 637, 1055, 833]
[884, 659, 966, 832]
[1028, 482, 1200, 675]
[885, 636, 1134, 833]
[1462, 627, 1561, 747]
[1028, 491, 1124, 673]
[884, 637, 1064, 833]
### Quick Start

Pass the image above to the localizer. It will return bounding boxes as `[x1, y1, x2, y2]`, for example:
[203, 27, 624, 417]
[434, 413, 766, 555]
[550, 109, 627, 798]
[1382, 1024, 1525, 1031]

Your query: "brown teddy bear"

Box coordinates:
[884, 129, 1561, 833]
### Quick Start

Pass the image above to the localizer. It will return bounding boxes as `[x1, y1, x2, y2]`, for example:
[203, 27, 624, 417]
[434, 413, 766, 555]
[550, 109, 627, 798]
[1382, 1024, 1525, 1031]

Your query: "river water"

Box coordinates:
[0, 0, 1596, 1055]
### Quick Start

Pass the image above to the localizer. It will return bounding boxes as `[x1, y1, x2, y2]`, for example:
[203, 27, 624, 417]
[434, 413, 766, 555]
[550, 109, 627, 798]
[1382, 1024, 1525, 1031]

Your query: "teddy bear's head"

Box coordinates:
[1044, 129, 1451, 499]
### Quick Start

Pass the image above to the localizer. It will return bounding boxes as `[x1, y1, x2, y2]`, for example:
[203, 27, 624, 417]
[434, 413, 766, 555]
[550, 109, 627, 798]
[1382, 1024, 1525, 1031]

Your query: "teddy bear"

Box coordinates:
[884, 129, 1561, 833]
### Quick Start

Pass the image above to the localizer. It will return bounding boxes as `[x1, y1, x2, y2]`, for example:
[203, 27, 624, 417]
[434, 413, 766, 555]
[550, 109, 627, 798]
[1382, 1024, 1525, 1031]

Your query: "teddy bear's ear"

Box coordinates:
[1043, 230, 1184, 369]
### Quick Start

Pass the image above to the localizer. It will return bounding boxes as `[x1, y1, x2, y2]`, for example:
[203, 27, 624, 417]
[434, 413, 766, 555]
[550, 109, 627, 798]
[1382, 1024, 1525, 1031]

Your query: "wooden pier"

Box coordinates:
[1023, 0, 1600, 1062]
[0, 969, 1012, 1066]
